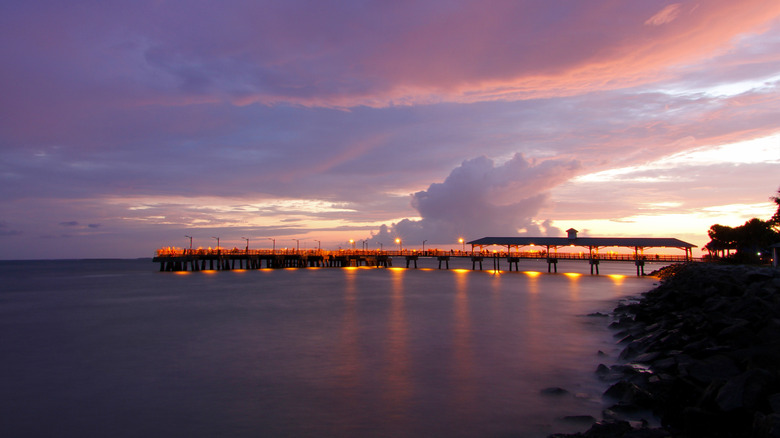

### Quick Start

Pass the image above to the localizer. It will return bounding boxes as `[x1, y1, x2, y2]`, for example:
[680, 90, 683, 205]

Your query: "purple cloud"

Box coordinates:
[0, 1, 779, 258]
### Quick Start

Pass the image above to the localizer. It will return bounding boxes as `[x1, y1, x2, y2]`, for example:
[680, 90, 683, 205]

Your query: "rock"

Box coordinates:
[686, 354, 740, 385]
[581, 420, 633, 437]
[768, 393, 780, 414]
[604, 381, 654, 407]
[716, 369, 775, 412]
[562, 415, 597, 424]
[754, 413, 780, 438]
[541, 386, 571, 396]
[553, 264, 780, 438]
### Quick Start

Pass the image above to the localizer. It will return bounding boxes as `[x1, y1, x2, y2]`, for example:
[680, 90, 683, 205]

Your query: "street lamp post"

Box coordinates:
[378, 242, 383, 252]
[242, 237, 249, 253]
[314, 240, 321, 252]
[266, 237, 275, 254]
[349, 239, 355, 250]
[459, 238, 465, 253]
[422, 239, 427, 253]
[292, 239, 300, 253]
[185, 235, 192, 254]
[212, 236, 220, 254]
[395, 238, 402, 252]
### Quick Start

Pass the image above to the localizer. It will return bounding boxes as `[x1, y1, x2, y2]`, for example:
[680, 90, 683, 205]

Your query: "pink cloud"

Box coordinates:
[645, 4, 683, 26]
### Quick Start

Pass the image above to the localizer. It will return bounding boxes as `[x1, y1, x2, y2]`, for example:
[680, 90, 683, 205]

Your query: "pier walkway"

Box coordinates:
[152, 248, 698, 276]
[154, 229, 698, 276]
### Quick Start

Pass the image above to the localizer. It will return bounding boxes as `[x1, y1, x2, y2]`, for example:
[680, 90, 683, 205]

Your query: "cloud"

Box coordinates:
[367, 154, 580, 244]
[0, 221, 22, 237]
[59, 221, 79, 227]
[645, 4, 683, 26]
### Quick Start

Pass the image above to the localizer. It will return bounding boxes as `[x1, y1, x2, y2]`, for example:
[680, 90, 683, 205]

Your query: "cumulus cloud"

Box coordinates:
[367, 154, 580, 245]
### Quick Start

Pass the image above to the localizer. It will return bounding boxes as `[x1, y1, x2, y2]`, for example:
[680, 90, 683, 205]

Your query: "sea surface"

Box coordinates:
[0, 258, 662, 437]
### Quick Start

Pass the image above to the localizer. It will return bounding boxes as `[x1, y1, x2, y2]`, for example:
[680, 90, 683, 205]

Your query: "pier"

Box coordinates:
[154, 235, 697, 277]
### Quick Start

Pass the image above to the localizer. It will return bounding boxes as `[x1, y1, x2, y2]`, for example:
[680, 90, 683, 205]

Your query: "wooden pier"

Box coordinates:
[152, 248, 697, 276]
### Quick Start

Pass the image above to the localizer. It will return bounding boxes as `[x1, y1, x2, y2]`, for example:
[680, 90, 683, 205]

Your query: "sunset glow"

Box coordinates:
[1, 1, 779, 259]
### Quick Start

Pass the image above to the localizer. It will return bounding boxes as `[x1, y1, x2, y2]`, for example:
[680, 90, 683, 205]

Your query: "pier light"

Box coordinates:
[395, 238, 402, 251]
[185, 235, 193, 250]
[212, 236, 220, 251]
[423, 239, 428, 252]
[242, 237, 249, 252]
[314, 240, 321, 251]
[349, 239, 355, 249]
[292, 239, 300, 253]
[459, 238, 464, 252]
[266, 237, 275, 253]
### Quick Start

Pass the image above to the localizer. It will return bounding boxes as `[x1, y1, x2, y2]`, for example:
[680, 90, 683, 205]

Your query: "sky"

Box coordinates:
[1, 0, 779, 260]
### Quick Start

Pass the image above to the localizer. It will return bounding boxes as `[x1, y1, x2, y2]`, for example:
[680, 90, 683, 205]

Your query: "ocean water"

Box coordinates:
[0, 258, 660, 438]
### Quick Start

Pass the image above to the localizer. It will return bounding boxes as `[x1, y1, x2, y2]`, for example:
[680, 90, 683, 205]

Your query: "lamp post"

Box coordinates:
[459, 238, 465, 253]
[314, 240, 321, 252]
[242, 237, 249, 253]
[378, 242, 383, 252]
[266, 237, 275, 254]
[212, 236, 220, 254]
[422, 239, 427, 253]
[185, 235, 192, 254]
[349, 239, 355, 250]
[292, 239, 300, 253]
[395, 238, 402, 252]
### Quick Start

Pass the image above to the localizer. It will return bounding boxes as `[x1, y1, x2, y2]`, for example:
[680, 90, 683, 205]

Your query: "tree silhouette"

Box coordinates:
[705, 187, 780, 264]
[770, 186, 780, 228]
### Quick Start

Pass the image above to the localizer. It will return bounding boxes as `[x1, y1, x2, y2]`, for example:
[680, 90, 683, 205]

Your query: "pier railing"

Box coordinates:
[154, 248, 696, 262]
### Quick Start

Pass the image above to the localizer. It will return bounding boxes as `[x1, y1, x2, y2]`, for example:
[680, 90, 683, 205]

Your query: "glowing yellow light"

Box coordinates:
[452, 268, 470, 273]
[564, 272, 582, 278]
[174, 271, 190, 275]
[607, 274, 626, 279]
[388, 267, 405, 272]
[523, 271, 542, 277]
[202, 270, 217, 274]
[395, 238, 401, 244]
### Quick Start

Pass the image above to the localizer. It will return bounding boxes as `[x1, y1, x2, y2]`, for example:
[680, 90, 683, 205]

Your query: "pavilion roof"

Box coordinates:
[466, 236, 696, 249]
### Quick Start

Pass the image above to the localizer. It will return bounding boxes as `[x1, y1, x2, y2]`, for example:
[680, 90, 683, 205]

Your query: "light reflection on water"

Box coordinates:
[0, 259, 659, 438]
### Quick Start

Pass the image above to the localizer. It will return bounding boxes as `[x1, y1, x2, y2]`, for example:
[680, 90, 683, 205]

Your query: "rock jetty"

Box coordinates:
[551, 263, 780, 438]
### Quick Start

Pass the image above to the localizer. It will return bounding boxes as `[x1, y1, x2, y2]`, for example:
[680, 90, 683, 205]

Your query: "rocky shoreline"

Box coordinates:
[550, 263, 780, 438]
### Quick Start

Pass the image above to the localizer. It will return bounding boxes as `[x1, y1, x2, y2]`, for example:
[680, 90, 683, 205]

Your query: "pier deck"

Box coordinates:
[153, 248, 698, 275]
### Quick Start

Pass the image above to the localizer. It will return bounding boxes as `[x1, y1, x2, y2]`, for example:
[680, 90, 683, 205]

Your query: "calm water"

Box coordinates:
[0, 258, 660, 437]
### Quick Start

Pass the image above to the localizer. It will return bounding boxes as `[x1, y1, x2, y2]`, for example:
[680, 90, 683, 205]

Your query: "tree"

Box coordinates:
[704, 187, 780, 264]
[770, 186, 780, 228]
[704, 224, 737, 258]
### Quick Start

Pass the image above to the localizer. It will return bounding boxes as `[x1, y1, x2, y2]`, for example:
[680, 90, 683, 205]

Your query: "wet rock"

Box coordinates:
[542, 386, 571, 396]
[604, 381, 654, 407]
[553, 264, 780, 438]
